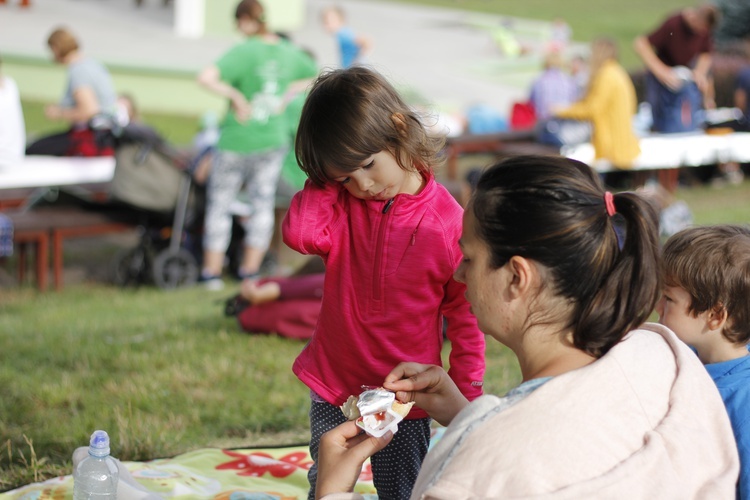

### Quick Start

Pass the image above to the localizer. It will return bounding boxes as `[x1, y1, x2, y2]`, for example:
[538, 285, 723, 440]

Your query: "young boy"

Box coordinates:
[658, 224, 750, 499]
[320, 5, 371, 68]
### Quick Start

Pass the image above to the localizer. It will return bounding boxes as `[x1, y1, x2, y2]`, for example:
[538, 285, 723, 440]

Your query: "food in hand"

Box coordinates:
[340, 387, 414, 437]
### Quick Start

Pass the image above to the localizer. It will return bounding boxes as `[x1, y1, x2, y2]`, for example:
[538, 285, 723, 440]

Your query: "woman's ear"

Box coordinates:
[506, 255, 535, 300]
[391, 113, 409, 137]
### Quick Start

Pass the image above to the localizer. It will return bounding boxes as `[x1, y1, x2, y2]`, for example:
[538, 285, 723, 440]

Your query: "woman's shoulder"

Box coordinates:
[223, 37, 266, 56]
[427, 324, 736, 497]
[72, 57, 106, 69]
[69, 57, 110, 78]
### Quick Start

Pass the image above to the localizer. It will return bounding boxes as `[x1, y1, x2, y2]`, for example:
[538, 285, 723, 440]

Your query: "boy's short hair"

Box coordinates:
[662, 225, 750, 345]
[697, 4, 719, 30]
[322, 5, 346, 20]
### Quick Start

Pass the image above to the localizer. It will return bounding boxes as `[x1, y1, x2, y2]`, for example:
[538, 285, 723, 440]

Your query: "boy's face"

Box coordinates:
[322, 10, 342, 33]
[656, 285, 712, 347]
[683, 8, 712, 35]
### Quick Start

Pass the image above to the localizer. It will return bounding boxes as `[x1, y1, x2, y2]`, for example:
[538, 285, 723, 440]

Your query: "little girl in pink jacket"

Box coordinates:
[282, 66, 485, 500]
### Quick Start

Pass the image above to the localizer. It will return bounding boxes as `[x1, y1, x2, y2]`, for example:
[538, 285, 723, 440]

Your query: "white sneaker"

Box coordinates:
[205, 278, 224, 291]
[200, 275, 225, 291]
[727, 170, 745, 185]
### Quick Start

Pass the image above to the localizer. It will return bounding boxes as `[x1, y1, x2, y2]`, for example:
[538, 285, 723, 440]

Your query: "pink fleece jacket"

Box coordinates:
[282, 175, 485, 419]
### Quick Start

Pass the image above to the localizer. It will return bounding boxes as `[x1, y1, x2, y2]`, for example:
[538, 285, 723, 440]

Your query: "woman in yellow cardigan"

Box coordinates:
[556, 38, 640, 168]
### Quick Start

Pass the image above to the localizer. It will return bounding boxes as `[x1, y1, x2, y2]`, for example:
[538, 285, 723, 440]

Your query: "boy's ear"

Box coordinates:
[391, 113, 408, 137]
[707, 303, 729, 332]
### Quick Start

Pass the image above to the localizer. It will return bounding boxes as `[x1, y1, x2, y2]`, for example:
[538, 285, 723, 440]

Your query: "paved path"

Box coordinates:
[0, 0, 555, 114]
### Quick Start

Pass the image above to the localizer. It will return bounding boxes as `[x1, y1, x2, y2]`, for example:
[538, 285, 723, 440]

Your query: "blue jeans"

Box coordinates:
[646, 72, 703, 133]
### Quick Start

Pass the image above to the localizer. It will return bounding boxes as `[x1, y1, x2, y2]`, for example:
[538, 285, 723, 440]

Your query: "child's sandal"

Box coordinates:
[224, 295, 251, 317]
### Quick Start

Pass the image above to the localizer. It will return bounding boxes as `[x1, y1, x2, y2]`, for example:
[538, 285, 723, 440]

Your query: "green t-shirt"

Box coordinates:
[280, 91, 308, 191]
[215, 37, 317, 154]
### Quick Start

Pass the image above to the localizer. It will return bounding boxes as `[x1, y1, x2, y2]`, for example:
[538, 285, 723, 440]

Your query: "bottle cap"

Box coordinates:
[89, 430, 111, 457]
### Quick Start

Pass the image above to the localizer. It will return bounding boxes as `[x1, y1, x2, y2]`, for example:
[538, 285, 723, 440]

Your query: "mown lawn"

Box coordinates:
[0, 279, 521, 491]
[2, 178, 748, 491]
[375, 0, 695, 70]
[4, 0, 749, 492]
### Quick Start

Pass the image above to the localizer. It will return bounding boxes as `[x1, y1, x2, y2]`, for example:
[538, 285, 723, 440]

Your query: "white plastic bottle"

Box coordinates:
[73, 430, 119, 499]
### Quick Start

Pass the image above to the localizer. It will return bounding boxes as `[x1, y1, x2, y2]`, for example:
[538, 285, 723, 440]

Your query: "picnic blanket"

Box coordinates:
[1, 428, 445, 499]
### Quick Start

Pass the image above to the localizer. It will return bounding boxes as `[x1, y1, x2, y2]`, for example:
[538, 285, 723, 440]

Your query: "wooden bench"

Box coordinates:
[7, 206, 136, 291]
[13, 227, 49, 291]
[443, 129, 556, 180]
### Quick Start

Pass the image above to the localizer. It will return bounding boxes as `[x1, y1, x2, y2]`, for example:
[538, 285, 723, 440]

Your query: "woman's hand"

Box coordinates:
[44, 104, 64, 121]
[656, 67, 683, 92]
[230, 94, 251, 123]
[315, 421, 392, 499]
[383, 362, 469, 426]
[197, 64, 251, 123]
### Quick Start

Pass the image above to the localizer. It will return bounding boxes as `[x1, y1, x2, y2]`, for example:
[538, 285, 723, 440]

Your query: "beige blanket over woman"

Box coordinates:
[326, 323, 739, 499]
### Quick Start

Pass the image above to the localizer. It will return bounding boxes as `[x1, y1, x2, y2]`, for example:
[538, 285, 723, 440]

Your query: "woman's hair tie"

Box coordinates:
[604, 191, 616, 217]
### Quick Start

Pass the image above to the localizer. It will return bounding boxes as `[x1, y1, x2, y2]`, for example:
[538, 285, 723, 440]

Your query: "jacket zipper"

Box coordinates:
[373, 199, 395, 301]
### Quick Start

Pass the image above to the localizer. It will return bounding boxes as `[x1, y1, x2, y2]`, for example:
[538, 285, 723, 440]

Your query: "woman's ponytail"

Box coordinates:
[572, 191, 661, 356]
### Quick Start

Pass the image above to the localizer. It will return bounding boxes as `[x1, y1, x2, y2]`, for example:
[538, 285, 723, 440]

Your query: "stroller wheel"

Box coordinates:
[152, 248, 199, 289]
[112, 246, 151, 287]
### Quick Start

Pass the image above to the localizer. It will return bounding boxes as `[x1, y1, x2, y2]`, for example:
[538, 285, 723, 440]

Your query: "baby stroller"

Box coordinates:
[108, 123, 203, 289]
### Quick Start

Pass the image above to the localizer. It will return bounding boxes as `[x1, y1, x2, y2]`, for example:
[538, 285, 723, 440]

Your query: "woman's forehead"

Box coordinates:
[460, 210, 479, 246]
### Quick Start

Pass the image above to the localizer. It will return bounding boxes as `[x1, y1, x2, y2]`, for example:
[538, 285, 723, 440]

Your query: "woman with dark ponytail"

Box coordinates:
[468, 154, 661, 358]
[313, 155, 739, 499]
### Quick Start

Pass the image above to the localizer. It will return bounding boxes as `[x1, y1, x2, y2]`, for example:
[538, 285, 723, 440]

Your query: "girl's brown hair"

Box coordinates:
[295, 66, 445, 187]
[471, 155, 661, 357]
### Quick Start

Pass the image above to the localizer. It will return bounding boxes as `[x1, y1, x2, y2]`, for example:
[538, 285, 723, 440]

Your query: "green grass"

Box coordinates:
[22, 100, 202, 147]
[374, 0, 694, 69]
[0, 280, 520, 491]
[21, 0, 698, 142]
[676, 177, 750, 224]
[0, 284, 313, 489]
[2, 181, 748, 492]
[4, 0, 750, 492]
